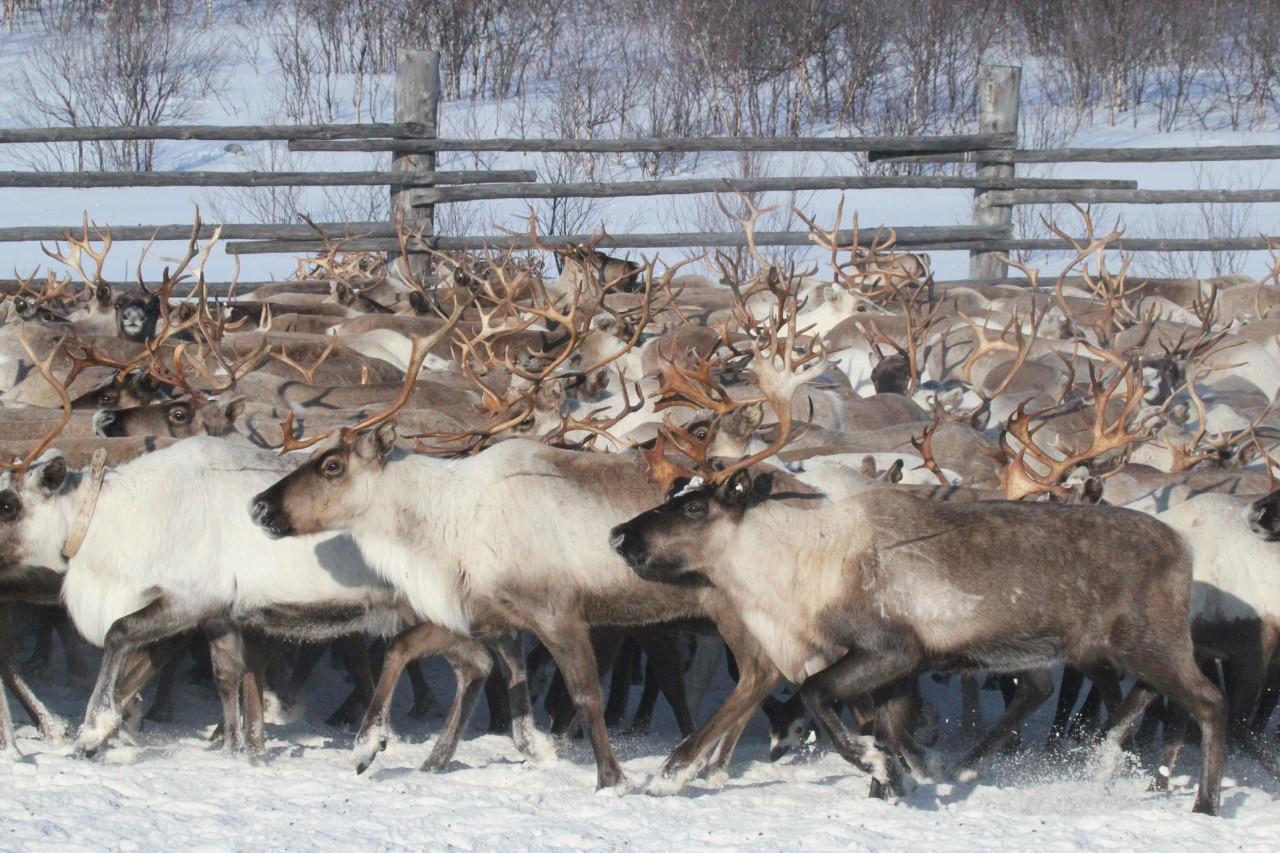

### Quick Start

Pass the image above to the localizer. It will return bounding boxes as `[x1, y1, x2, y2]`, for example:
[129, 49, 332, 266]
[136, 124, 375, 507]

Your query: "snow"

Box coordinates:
[3, 650, 1280, 850]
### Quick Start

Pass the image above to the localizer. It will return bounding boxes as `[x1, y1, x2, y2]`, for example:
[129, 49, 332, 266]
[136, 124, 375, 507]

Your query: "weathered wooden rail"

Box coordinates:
[0, 50, 1276, 280]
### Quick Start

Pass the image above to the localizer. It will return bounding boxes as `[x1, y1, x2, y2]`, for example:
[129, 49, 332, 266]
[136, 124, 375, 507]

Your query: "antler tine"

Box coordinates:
[715, 189, 779, 271]
[1, 332, 72, 482]
[653, 346, 738, 416]
[339, 293, 471, 441]
[40, 211, 113, 288]
[147, 344, 210, 404]
[996, 342, 1149, 500]
[910, 413, 951, 487]
[270, 334, 340, 385]
[279, 411, 334, 454]
[706, 321, 827, 485]
[494, 206, 560, 256]
[641, 430, 701, 494]
[547, 369, 647, 451]
[277, 294, 471, 454]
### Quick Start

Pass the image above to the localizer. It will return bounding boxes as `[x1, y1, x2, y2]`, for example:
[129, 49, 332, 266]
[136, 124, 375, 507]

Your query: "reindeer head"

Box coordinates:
[609, 470, 753, 584]
[251, 298, 470, 538]
[94, 396, 246, 439]
[114, 292, 162, 342]
[1, 334, 75, 573]
[614, 270, 824, 585]
[251, 422, 399, 540]
[0, 455, 75, 574]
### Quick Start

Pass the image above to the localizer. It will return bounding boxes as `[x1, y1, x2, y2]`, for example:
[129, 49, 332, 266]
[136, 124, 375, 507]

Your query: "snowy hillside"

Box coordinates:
[1, 2, 1278, 285]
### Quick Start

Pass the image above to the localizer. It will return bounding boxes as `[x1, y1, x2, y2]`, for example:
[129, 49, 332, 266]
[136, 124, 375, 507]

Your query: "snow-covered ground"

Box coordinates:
[3, 646, 1280, 851]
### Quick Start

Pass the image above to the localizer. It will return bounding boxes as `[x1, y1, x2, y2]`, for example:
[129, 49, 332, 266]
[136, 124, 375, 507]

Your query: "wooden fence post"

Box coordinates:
[390, 47, 440, 283]
[968, 65, 1021, 279]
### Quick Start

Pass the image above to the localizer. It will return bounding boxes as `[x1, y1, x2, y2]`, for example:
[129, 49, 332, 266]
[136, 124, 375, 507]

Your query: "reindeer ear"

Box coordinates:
[146, 294, 161, 313]
[1082, 476, 1104, 505]
[665, 476, 693, 501]
[718, 470, 752, 507]
[95, 282, 112, 306]
[38, 456, 67, 494]
[738, 401, 765, 431]
[354, 422, 398, 465]
[223, 397, 248, 422]
[335, 283, 355, 306]
[113, 293, 129, 309]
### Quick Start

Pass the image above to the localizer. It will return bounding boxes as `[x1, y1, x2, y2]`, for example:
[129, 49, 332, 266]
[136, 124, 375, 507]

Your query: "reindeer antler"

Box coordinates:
[1, 333, 72, 483]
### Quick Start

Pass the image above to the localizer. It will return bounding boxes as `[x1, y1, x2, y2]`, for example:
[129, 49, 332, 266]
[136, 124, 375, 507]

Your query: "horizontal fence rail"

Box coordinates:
[0, 169, 535, 189]
[869, 144, 1280, 164]
[289, 133, 1018, 154]
[224, 225, 1011, 255]
[405, 175, 1138, 206]
[0, 222, 400, 242]
[0, 123, 432, 143]
[986, 188, 1280, 205]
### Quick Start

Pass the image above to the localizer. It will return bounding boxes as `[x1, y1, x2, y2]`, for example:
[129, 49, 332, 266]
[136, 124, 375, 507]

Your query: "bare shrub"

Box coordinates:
[12, 0, 225, 171]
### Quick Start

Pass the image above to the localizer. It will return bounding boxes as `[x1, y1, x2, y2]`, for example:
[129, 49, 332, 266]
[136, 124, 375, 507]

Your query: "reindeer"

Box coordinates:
[608, 312, 1227, 814]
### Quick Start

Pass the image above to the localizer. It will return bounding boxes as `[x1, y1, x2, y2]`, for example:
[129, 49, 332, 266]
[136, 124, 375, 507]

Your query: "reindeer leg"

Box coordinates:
[421, 642, 492, 772]
[483, 666, 511, 734]
[0, 605, 67, 744]
[145, 654, 181, 723]
[532, 613, 625, 789]
[486, 633, 555, 764]
[24, 606, 55, 674]
[605, 635, 639, 729]
[636, 630, 696, 738]
[952, 668, 1054, 782]
[683, 634, 724, 722]
[0, 608, 24, 758]
[352, 622, 467, 775]
[798, 648, 922, 796]
[1047, 666, 1085, 751]
[405, 660, 438, 720]
[203, 621, 246, 753]
[50, 607, 90, 685]
[77, 595, 195, 756]
[280, 642, 324, 712]
[629, 660, 662, 735]
[241, 629, 269, 752]
[326, 634, 374, 728]
[960, 673, 983, 731]
[649, 608, 779, 795]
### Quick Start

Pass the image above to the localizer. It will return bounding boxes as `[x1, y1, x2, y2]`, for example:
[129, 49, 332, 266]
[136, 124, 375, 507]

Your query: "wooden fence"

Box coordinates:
[0, 50, 1276, 289]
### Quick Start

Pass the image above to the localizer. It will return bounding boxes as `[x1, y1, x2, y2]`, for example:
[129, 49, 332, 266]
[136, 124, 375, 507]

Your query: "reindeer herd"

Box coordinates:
[1, 201, 1279, 819]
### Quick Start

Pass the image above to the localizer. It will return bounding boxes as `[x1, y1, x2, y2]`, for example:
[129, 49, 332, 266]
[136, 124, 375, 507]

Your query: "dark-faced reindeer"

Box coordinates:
[609, 327, 1227, 814]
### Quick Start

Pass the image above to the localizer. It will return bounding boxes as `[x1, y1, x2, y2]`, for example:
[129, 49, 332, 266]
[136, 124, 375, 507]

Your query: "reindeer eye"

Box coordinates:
[693, 427, 709, 441]
[320, 456, 345, 478]
[517, 416, 535, 431]
[0, 492, 19, 522]
[99, 393, 117, 406]
[681, 500, 708, 520]
[168, 407, 189, 424]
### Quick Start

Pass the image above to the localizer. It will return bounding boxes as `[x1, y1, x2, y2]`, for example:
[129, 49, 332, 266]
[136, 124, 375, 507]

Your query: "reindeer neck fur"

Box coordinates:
[708, 495, 874, 681]
[347, 450, 473, 634]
